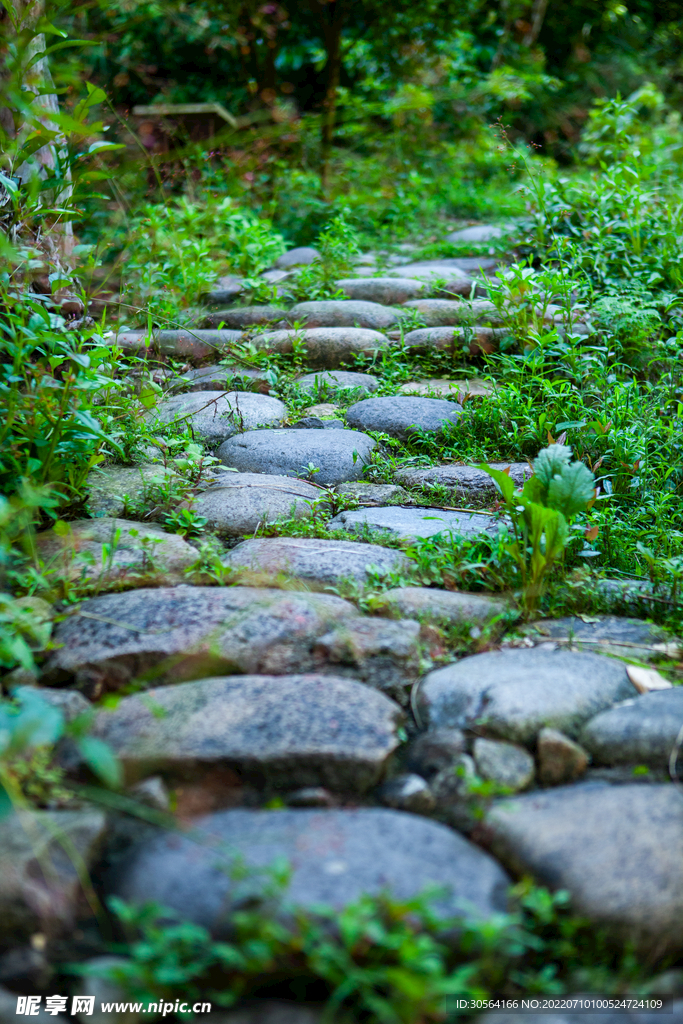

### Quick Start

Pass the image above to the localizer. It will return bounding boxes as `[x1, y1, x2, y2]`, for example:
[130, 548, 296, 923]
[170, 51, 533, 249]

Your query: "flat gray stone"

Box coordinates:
[329, 506, 497, 542]
[402, 299, 501, 326]
[336, 277, 426, 304]
[86, 464, 177, 517]
[198, 305, 287, 329]
[419, 648, 637, 745]
[109, 808, 511, 932]
[224, 537, 412, 589]
[485, 784, 683, 955]
[387, 263, 473, 296]
[152, 329, 244, 362]
[399, 377, 496, 399]
[403, 325, 506, 353]
[473, 737, 535, 791]
[175, 364, 271, 393]
[36, 518, 199, 589]
[93, 674, 402, 790]
[346, 396, 462, 440]
[395, 462, 531, 498]
[580, 689, 683, 768]
[446, 224, 509, 243]
[296, 370, 379, 396]
[275, 246, 320, 268]
[152, 391, 286, 446]
[537, 727, 589, 786]
[0, 810, 106, 949]
[333, 481, 409, 504]
[200, 275, 244, 305]
[254, 327, 389, 368]
[190, 474, 321, 537]
[524, 615, 679, 662]
[289, 300, 399, 330]
[44, 586, 360, 697]
[217, 428, 376, 486]
[374, 587, 509, 626]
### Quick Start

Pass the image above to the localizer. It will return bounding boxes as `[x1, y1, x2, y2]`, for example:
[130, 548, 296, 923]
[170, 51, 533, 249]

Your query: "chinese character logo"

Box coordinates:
[71, 998, 95, 1016]
[16, 996, 41, 1016]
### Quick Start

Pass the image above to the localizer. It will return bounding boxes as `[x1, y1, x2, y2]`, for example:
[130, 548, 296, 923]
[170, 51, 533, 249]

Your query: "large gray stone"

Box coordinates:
[289, 300, 400, 331]
[174, 364, 271, 394]
[336, 277, 426, 304]
[333, 481, 409, 504]
[86, 465, 177, 517]
[402, 299, 501, 326]
[395, 462, 532, 498]
[403, 325, 506, 355]
[312, 617, 422, 702]
[446, 224, 510, 243]
[224, 537, 412, 589]
[484, 784, 683, 955]
[330, 506, 497, 542]
[387, 263, 473, 296]
[153, 330, 244, 362]
[152, 391, 286, 446]
[217, 428, 376, 486]
[523, 615, 679, 662]
[0, 810, 106, 950]
[94, 674, 402, 790]
[198, 305, 288, 329]
[253, 327, 389, 368]
[44, 586, 360, 696]
[346, 396, 462, 440]
[275, 247, 320, 268]
[296, 370, 379, 396]
[419, 648, 637, 745]
[36, 518, 199, 590]
[190, 474, 321, 537]
[580, 689, 683, 769]
[374, 587, 510, 626]
[109, 808, 511, 931]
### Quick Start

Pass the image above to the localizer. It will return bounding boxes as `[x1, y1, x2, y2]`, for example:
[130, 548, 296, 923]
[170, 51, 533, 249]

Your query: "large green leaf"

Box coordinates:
[547, 461, 595, 517]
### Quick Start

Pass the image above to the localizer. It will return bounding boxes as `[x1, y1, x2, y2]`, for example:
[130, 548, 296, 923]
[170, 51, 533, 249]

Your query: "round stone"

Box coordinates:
[473, 737, 535, 792]
[198, 305, 287, 329]
[224, 537, 412, 590]
[152, 391, 286, 446]
[395, 462, 532, 498]
[402, 299, 501, 326]
[152, 329, 243, 362]
[329, 506, 497, 542]
[419, 648, 637, 745]
[375, 587, 509, 626]
[108, 808, 511, 932]
[386, 262, 473, 296]
[253, 327, 389, 368]
[403, 326, 505, 353]
[175, 364, 271, 393]
[289, 300, 400, 331]
[275, 246, 320, 268]
[345, 396, 462, 440]
[336, 277, 426, 305]
[190, 473, 321, 536]
[217, 428, 376, 486]
[446, 224, 510, 243]
[580, 688, 683, 769]
[297, 370, 379, 397]
[93, 673, 403, 792]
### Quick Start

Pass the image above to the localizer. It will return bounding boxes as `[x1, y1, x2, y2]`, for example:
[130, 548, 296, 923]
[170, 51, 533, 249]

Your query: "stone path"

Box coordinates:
[11, 234, 683, 1018]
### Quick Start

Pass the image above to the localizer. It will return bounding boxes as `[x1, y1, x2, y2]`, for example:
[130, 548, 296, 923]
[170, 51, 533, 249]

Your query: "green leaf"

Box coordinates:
[76, 736, 123, 789]
[532, 444, 573, 489]
[547, 461, 595, 518]
[476, 463, 516, 504]
[0, 781, 13, 820]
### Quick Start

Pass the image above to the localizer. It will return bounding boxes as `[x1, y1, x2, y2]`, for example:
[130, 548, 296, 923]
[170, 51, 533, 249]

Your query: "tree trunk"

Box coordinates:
[315, 0, 345, 196]
[5, 0, 74, 257]
[522, 0, 549, 47]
